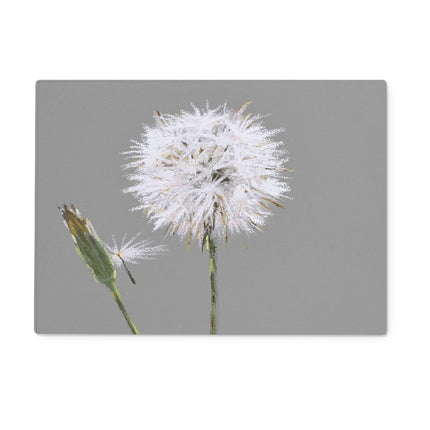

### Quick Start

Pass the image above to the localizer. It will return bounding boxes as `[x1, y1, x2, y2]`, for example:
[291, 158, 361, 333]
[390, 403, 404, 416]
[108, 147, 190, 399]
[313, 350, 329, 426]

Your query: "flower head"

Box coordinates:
[125, 102, 290, 245]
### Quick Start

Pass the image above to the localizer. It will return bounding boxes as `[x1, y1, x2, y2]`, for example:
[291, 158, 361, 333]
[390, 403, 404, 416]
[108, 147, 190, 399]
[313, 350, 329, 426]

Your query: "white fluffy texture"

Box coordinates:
[104, 233, 167, 268]
[124, 102, 290, 243]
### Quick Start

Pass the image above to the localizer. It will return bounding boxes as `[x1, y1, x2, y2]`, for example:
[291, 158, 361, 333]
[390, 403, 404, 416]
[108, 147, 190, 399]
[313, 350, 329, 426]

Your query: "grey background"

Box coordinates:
[35, 81, 386, 334]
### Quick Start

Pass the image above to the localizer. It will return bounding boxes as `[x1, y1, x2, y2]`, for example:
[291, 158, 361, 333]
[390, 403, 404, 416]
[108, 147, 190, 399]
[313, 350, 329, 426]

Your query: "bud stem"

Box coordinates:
[107, 281, 139, 334]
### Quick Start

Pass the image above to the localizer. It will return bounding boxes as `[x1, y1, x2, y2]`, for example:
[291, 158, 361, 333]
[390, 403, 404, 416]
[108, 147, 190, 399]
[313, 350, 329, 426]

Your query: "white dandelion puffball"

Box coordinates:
[104, 233, 167, 268]
[124, 102, 290, 243]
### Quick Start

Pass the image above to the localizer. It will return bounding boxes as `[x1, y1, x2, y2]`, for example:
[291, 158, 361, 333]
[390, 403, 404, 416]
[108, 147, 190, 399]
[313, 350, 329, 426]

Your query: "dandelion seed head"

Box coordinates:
[124, 102, 290, 243]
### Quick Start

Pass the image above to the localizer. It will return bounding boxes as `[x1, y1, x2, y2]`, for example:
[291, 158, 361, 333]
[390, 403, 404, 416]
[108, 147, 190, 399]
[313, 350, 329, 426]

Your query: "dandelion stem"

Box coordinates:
[208, 235, 218, 334]
[107, 281, 139, 334]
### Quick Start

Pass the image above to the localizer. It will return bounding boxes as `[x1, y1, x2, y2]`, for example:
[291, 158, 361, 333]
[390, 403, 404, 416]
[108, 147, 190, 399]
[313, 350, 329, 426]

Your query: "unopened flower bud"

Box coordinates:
[59, 205, 116, 287]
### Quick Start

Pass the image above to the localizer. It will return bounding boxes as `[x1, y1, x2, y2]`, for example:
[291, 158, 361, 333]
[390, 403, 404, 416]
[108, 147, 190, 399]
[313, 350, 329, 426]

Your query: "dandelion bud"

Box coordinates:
[59, 205, 116, 287]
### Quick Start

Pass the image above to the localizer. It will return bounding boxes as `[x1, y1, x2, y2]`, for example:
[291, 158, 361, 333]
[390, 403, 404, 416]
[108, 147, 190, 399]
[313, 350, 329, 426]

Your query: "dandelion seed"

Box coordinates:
[104, 233, 168, 285]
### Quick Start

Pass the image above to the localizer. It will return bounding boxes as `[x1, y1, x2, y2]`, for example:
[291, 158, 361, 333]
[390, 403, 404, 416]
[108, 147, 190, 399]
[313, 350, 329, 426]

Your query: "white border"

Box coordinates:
[1, 1, 428, 428]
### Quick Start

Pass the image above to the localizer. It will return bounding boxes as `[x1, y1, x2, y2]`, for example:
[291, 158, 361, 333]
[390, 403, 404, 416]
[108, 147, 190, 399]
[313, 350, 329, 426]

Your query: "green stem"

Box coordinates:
[208, 235, 218, 335]
[107, 281, 139, 334]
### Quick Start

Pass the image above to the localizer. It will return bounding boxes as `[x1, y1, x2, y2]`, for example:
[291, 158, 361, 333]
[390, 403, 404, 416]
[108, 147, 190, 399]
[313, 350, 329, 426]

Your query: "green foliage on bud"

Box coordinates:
[59, 205, 116, 287]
